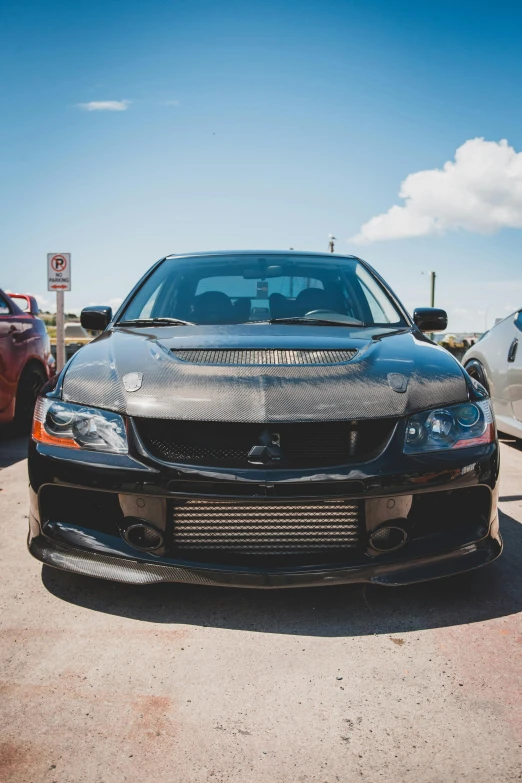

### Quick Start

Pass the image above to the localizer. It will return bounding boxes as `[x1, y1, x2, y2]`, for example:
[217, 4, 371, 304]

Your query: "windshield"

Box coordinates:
[119, 254, 407, 327]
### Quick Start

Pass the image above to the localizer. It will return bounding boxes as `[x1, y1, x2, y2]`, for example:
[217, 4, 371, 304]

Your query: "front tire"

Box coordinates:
[465, 359, 489, 394]
[14, 363, 47, 433]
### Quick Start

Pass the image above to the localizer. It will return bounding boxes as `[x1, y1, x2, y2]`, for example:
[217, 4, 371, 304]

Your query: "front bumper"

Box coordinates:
[29, 528, 501, 587]
[27, 423, 502, 588]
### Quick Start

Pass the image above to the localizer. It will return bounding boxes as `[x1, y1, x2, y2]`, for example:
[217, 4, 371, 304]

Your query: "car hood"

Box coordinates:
[61, 325, 469, 422]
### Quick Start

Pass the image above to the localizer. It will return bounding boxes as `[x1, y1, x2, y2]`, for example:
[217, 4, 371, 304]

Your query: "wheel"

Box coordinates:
[14, 363, 47, 433]
[465, 359, 489, 393]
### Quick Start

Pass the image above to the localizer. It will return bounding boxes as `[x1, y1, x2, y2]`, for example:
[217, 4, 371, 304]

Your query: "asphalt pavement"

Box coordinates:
[1, 434, 521, 782]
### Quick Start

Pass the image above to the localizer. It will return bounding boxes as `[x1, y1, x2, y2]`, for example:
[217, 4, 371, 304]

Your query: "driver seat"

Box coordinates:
[294, 288, 334, 316]
[192, 291, 234, 324]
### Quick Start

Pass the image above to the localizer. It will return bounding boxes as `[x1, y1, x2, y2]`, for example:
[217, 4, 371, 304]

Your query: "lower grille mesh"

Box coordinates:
[172, 499, 362, 560]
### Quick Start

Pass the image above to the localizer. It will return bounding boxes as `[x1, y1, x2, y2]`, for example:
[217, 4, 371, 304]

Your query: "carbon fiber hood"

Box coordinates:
[61, 325, 469, 422]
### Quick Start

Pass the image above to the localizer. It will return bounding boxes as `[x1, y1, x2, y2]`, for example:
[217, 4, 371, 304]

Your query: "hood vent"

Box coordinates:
[171, 349, 358, 366]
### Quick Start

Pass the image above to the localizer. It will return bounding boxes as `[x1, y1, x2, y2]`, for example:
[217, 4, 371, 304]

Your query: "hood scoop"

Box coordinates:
[171, 349, 358, 366]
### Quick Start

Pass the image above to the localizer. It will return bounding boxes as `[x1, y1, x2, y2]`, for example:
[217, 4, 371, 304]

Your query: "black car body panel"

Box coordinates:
[60, 326, 469, 422]
[27, 252, 501, 587]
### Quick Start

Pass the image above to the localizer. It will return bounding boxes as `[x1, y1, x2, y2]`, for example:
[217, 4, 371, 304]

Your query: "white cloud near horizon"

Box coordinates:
[76, 100, 131, 112]
[33, 293, 53, 311]
[352, 138, 522, 243]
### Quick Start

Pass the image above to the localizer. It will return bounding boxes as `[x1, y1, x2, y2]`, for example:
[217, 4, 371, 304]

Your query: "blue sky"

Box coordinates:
[2, 0, 522, 330]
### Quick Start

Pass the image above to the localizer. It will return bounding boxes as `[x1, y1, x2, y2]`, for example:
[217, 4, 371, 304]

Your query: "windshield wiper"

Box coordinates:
[117, 317, 195, 327]
[268, 316, 367, 327]
[371, 327, 412, 340]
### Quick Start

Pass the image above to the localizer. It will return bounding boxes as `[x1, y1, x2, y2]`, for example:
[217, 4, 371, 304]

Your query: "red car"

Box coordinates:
[0, 289, 55, 429]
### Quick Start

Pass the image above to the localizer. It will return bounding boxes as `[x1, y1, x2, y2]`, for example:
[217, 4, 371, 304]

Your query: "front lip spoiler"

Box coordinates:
[29, 531, 502, 588]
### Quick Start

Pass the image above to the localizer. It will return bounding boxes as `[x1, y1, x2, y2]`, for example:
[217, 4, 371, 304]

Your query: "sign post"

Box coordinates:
[47, 254, 71, 372]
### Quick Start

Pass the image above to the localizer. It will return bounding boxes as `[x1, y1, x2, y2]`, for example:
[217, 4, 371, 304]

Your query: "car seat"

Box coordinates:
[192, 291, 235, 324]
[294, 288, 335, 316]
[269, 293, 293, 319]
[233, 297, 252, 323]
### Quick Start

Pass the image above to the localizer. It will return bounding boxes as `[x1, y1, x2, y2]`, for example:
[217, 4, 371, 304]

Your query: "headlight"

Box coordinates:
[404, 400, 494, 454]
[32, 399, 128, 453]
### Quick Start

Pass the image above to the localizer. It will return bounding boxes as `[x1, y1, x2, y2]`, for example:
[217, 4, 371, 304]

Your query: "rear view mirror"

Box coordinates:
[413, 307, 448, 332]
[243, 265, 283, 279]
[81, 306, 112, 331]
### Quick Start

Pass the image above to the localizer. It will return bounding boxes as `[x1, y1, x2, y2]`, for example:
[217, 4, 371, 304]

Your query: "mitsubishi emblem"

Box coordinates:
[247, 429, 282, 465]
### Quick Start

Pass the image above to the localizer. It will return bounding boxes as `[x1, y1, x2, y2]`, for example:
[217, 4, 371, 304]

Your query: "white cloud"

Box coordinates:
[76, 100, 131, 112]
[33, 293, 53, 311]
[352, 138, 522, 243]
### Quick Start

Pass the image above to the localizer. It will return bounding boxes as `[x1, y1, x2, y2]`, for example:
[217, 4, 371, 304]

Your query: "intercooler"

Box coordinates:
[171, 498, 364, 564]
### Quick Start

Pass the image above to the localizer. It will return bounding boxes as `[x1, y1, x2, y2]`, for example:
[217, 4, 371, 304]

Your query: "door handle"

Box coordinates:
[508, 338, 518, 362]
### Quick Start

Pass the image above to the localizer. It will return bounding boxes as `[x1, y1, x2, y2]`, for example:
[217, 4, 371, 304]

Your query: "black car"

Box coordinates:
[28, 251, 501, 587]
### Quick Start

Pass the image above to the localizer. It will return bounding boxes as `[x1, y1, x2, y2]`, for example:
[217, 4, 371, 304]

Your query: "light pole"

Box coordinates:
[328, 235, 336, 253]
[421, 270, 438, 342]
[429, 271, 436, 308]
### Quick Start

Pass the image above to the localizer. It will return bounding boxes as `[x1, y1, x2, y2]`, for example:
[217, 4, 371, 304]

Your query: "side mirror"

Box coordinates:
[81, 306, 112, 331]
[413, 307, 448, 332]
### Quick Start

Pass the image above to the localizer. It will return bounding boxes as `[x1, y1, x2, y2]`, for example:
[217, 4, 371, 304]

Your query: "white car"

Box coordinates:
[463, 308, 522, 440]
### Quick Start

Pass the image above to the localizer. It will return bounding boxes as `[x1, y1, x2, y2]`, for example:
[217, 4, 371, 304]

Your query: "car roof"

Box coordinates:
[0, 288, 24, 315]
[164, 250, 361, 261]
[491, 308, 522, 329]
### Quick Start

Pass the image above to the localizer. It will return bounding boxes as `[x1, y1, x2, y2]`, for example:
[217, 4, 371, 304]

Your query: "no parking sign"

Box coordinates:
[47, 253, 71, 291]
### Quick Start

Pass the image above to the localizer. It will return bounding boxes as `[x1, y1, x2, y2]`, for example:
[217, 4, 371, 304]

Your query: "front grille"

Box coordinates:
[171, 499, 363, 564]
[135, 419, 395, 468]
[171, 349, 357, 365]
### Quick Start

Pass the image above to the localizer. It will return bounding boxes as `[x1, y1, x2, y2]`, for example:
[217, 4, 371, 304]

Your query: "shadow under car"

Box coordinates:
[40, 509, 521, 638]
